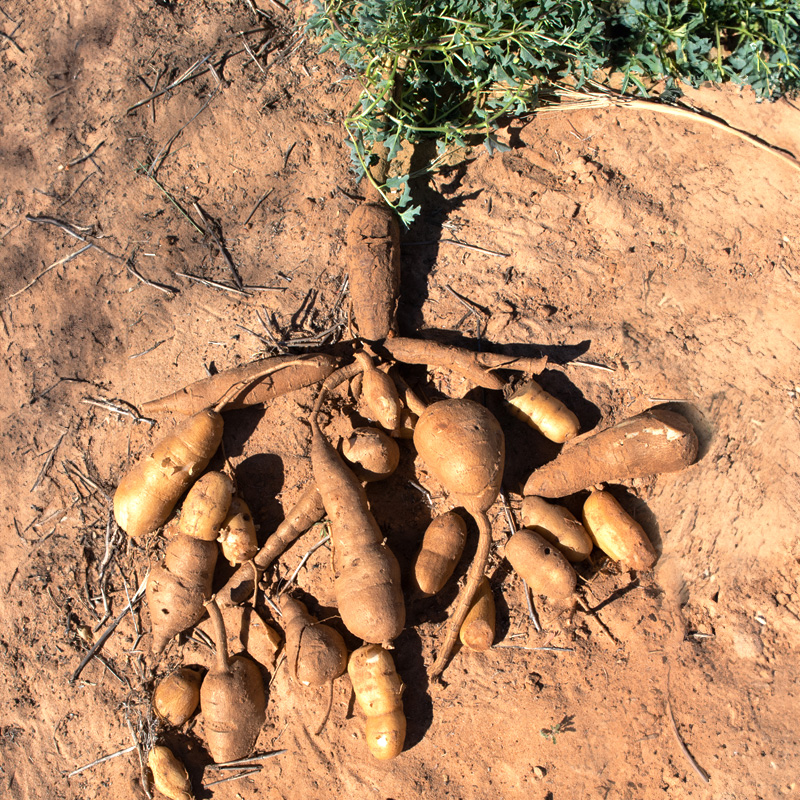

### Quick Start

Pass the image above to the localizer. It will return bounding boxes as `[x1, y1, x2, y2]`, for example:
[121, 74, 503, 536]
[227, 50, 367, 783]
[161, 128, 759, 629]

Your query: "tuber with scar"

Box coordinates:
[520, 496, 593, 562]
[504, 529, 577, 599]
[523, 408, 699, 498]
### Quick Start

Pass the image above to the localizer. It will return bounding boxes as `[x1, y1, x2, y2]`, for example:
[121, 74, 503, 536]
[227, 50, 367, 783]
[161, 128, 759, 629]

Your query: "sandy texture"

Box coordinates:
[1, 2, 799, 799]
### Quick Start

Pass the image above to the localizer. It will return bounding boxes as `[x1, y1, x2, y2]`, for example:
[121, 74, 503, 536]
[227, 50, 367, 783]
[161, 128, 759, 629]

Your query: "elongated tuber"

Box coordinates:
[153, 667, 202, 726]
[142, 354, 338, 415]
[505, 529, 577, 599]
[582, 489, 657, 570]
[413, 511, 467, 596]
[310, 417, 405, 644]
[384, 337, 547, 390]
[507, 378, 580, 443]
[459, 576, 495, 651]
[523, 408, 699, 498]
[345, 202, 401, 342]
[114, 410, 224, 539]
[280, 595, 347, 687]
[201, 599, 266, 763]
[520, 495, 593, 562]
[348, 644, 406, 760]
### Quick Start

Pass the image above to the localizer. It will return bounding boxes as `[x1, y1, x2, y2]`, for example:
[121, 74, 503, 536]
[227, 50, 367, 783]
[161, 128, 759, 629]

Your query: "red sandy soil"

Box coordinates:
[1, 2, 799, 799]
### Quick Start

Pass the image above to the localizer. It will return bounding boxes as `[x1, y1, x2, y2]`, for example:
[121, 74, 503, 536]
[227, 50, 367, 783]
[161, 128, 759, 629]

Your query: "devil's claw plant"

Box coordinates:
[308, 0, 800, 220]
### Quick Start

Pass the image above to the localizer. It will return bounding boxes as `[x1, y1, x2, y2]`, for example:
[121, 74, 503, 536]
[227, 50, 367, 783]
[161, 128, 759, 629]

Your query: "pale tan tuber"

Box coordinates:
[200, 599, 266, 764]
[507, 379, 580, 443]
[505, 529, 577, 599]
[280, 595, 348, 687]
[459, 576, 495, 651]
[217, 496, 258, 566]
[148, 745, 193, 800]
[520, 495, 593, 562]
[348, 644, 406, 760]
[178, 471, 233, 541]
[340, 426, 400, 482]
[523, 408, 699, 498]
[114, 410, 224, 539]
[582, 489, 657, 571]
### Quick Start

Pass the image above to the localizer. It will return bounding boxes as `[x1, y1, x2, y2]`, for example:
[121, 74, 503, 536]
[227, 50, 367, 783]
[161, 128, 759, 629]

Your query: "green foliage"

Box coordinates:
[308, 0, 800, 219]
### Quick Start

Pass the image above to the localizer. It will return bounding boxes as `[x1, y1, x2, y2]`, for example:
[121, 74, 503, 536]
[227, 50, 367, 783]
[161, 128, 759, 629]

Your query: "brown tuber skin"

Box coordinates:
[340, 426, 400, 482]
[216, 484, 325, 608]
[280, 595, 348, 687]
[355, 352, 402, 430]
[507, 379, 580, 443]
[178, 471, 233, 541]
[217, 496, 258, 566]
[147, 530, 218, 655]
[201, 599, 266, 764]
[505, 529, 577, 599]
[114, 410, 224, 539]
[414, 399, 505, 516]
[153, 667, 202, 726]
[142, 354, 338, 415]
[413, 398, 505, 679]
[520, 496, 593, 562]
[348, 644, 406, 760]
[523, 408, 699, 498]
[345, 203, 401, 342]
[193, 605, 282, 670]
[413, 511, 467, 596]
[148, 745, 194, 800]
[582, 489, 657, 571]
[310, 417, 405, 644]
[459, 576, 495, 651]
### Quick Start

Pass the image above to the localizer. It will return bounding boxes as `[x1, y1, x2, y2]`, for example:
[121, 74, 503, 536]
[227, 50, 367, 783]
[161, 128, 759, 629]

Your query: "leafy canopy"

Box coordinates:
[309, 0, 800, 221]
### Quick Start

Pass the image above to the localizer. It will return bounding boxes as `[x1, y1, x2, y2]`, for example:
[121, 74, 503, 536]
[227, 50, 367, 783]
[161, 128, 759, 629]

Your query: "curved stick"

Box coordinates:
[430, 510, 492, 681]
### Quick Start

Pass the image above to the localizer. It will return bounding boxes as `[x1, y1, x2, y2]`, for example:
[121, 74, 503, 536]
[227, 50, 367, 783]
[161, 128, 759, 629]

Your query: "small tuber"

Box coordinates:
[520, 495, 593, 562]
[504, 529, 577, 599]
[413, 511, 467, 596]
[348, 644, 406, 760]
[153, 667, 202, 726]
[459, 576, 495, 651]
[178, 471, 233, 541]
[340, 426, 400, 482]
[280, 595, 348, 687]
[217, 496, 258, 566]
[582, 489, 657, 571]
[507, 378, 580, 443]
[148, 745, 193, 800]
